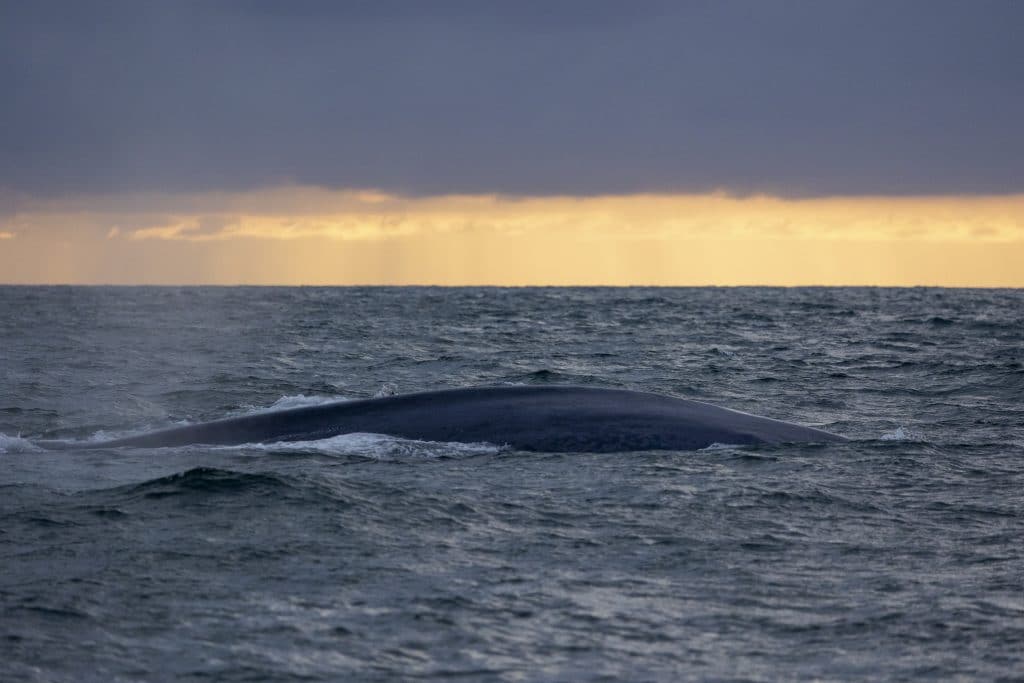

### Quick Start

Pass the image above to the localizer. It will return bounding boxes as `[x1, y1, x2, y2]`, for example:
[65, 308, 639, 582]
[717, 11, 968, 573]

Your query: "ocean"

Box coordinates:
[1, 286, 1022, 682]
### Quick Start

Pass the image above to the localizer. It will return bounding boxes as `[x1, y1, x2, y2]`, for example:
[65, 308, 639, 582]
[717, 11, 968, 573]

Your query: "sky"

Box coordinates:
[2, 0, 1022, 285]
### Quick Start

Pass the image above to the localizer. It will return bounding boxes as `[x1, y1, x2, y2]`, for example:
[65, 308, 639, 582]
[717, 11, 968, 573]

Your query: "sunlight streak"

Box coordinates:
[2, 188, 1022, 285]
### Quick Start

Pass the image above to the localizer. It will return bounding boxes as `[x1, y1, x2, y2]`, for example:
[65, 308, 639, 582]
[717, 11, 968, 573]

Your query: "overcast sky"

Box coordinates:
[2, 0, 1022, 199]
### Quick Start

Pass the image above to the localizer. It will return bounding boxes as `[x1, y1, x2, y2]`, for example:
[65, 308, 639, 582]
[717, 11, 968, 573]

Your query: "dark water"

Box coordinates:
[1, 286, 1022, 682]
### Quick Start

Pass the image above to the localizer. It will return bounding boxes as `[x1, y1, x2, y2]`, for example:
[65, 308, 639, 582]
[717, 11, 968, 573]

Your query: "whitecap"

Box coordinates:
[879, 426, 923, 441]
[0, 433, 42, 454]
[218, 432, 504, 460]
[252, 394, 352, 413]
[700, 442, 744, 451]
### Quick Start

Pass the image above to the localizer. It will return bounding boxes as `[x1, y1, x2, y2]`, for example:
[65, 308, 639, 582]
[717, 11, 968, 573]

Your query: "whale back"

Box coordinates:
[68, 385, 845, 452]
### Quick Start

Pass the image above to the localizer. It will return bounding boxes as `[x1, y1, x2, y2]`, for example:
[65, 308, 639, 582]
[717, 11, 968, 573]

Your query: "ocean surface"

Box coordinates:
[1, 286, 1022, 682]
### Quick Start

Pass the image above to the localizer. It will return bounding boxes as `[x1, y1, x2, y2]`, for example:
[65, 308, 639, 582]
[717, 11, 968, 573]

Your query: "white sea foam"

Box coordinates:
[219, 432, 503, 460]
[700, 442, 744, 451]
[79, 419, 195, 444]
[0, 433, 42, 454]
[245, 394, 352, 414]
[880, 426, 923, 441]
[373, 383, 399, 398]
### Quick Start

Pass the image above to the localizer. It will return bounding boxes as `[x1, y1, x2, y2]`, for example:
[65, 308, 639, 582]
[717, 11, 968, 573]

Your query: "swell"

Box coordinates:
[87, 467, 351, 510]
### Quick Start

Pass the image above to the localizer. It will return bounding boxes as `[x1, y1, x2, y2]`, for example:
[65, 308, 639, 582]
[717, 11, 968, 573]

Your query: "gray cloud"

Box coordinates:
[2, 0, 1022, 198]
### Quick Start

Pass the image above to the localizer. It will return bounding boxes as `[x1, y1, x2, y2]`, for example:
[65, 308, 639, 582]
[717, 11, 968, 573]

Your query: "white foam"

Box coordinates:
[880, 426, 923, 441]
[218, 432, 504, 460]
[78, 418, 196, 444]
[0, 433, 42, 454]
[245, 394, 352, 414]
[700, 442, 744, 451]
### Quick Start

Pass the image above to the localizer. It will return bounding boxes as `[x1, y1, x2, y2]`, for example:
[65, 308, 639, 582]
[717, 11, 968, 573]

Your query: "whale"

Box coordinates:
[39, 385, 846, 453]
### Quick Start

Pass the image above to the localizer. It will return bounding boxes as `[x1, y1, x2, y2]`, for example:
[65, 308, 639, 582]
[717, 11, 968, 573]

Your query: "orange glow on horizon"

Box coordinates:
[1, 188, 1022, 286]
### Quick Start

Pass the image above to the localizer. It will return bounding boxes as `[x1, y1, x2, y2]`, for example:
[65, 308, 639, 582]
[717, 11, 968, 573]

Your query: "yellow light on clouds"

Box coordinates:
[1, 188, 1022, 285]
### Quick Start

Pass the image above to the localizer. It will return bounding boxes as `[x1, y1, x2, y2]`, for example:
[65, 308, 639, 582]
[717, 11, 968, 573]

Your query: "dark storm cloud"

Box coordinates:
[2, 0, 1022, 197]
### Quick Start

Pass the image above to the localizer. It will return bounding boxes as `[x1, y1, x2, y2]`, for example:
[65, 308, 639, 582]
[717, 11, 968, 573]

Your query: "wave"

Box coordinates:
[248, 385, 400, 413]
[91, 466, 372, 510]
[84, 466, 376, 511]
[217, 432, 504, 460]
[501, 369, 604, 385]
[0, 433, 42, 454]
[116, 466, 294, 499]
[700, 442, 745, 451]
[240, 393, 352, 415]
[879, 426, 925, 442]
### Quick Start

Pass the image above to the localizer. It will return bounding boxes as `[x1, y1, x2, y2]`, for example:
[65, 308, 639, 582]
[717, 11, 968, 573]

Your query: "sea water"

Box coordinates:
[1, 286, 1022, 681]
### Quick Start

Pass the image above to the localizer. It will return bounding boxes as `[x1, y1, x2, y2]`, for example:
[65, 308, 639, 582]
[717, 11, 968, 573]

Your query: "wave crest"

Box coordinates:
[228, 432, 504, 460]
[0, 433, 42, 454]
